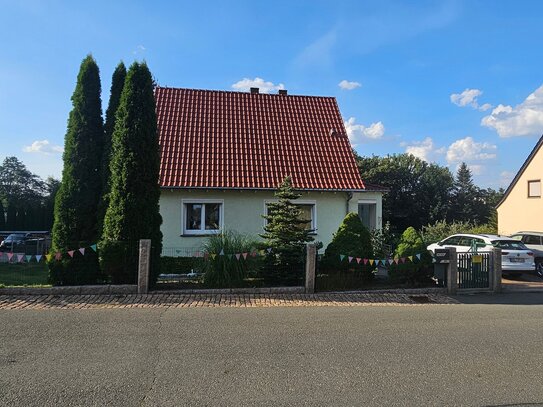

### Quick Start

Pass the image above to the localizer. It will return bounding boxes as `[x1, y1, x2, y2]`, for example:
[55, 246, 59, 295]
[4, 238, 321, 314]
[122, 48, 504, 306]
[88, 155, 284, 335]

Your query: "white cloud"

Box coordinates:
[23, 140, 63, 155]
[231, 77, 285, 93]
[446, 136, 497, 165]
[338, 80, 361, 90]
[450, 88, 492, 111]
[481, 85, 543, 137]
[403, 137, 444, 162]
[133, 45, 146, 55]
[344, 117, 384, 144]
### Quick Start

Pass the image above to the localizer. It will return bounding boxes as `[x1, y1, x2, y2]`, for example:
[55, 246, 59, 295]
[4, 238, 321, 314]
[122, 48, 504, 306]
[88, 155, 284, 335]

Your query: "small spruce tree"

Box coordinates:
[100, 62, 162, 285]
[260, 176, 313, 284]
[49, 55, 103, 285]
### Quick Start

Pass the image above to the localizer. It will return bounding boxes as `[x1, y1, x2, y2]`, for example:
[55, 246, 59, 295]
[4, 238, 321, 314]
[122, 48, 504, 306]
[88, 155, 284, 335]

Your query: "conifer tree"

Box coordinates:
[260, 176, 313, 283]
[100, 62, 162, 284]
[98, 62, 126, 232]
[321, 212, 374, 279]
[49, 55, 103, 284]
[0, 201, 5, 230]
[449, 162, 480, 223]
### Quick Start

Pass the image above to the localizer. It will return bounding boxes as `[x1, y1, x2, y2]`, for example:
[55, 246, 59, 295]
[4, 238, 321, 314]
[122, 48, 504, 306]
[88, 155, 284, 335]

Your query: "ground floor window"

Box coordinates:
[358, 200, 376, 230]
[265, 201, 316, 233]
[183, 201, 223, 235]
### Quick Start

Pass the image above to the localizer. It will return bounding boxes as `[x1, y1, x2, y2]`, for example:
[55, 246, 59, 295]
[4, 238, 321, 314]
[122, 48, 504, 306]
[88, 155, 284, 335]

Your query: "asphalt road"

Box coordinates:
[1, 296, 543, 406]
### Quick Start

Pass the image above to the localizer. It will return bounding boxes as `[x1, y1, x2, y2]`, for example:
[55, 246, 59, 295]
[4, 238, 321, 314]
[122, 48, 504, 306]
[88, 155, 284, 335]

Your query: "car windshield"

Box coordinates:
[491, 240, 528, 250]
[5, 234, 25, 241]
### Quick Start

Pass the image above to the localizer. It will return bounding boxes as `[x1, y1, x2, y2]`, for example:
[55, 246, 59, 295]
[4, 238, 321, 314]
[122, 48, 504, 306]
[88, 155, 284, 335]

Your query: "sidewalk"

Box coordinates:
[0, 291, 459, 310]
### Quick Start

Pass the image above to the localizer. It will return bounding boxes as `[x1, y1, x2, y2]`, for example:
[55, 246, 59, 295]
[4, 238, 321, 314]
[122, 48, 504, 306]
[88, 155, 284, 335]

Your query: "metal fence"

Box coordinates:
[457, 252, 491, 289]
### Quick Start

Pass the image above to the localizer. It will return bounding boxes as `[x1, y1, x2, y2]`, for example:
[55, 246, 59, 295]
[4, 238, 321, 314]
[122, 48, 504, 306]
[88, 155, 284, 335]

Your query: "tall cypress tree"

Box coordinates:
[49, 55, 103, 285]
[98, 62, 126, 233]
[100, 62, 162, 284]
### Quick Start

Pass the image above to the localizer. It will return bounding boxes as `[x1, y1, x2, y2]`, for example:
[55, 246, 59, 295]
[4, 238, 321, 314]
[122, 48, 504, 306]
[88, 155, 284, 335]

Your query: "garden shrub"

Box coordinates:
[321, 213, 374, 281]
[388, 227, 434, 287]
[200, 231, 260, 288]
[421, 220, 497, 246]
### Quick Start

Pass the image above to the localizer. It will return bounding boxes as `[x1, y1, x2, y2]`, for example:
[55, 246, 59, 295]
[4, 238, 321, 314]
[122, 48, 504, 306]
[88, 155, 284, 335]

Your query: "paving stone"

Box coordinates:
[0, 292, 459, 310]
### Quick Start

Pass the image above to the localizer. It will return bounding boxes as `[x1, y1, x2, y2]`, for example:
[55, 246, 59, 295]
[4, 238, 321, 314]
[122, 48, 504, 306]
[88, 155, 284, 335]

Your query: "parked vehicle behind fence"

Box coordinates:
[427, 234, 535, 276]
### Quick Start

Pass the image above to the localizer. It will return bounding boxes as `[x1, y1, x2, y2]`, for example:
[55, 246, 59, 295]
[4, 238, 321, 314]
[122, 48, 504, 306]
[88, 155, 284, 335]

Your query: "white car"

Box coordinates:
[427, 234, 535, 275]
[510, 231, 543, 277]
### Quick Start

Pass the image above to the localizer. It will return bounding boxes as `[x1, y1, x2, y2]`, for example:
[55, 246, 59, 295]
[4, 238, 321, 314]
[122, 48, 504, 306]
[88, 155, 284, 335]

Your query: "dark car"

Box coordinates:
[0, 233, 44, 252]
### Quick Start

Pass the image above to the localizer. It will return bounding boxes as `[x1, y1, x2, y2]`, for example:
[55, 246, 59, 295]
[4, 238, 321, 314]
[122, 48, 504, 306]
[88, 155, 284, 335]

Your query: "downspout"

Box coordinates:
[346, 191, 353, 215]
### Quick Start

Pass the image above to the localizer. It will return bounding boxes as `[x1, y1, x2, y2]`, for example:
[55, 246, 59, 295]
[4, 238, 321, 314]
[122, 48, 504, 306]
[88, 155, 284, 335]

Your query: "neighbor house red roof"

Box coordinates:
[155, 87, 366, 191]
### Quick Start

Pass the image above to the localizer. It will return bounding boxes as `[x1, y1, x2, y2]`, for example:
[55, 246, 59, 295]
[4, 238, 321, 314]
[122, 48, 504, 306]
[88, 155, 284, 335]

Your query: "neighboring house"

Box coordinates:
[155, 86, 385, 252]
[497, 135, 543, 235]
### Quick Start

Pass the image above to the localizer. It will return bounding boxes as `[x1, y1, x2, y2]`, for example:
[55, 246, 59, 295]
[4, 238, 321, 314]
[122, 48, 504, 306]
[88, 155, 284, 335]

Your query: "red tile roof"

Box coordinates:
[156, 87, 366, 191]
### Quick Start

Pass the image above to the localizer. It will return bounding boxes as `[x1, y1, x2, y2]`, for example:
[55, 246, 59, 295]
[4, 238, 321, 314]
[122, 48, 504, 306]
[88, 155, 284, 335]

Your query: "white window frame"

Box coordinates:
[263, 199, 317, 234]
[358, 199, 377, 230]
[181, 199, 224, 235]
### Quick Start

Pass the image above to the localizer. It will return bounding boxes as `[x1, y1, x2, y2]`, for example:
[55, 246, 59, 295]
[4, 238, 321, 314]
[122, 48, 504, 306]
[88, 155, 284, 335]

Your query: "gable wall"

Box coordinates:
[498, 146, 543, 235]
[160, 189, 382, 253]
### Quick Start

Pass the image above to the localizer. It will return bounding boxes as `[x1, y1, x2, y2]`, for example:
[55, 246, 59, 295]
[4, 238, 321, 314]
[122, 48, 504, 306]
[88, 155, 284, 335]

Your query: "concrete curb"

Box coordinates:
[0, 285, 137, 296]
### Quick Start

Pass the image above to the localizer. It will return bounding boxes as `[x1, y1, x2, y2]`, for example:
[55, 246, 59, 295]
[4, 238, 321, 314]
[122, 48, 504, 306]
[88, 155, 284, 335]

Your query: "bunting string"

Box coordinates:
[0, 242, 98, 264]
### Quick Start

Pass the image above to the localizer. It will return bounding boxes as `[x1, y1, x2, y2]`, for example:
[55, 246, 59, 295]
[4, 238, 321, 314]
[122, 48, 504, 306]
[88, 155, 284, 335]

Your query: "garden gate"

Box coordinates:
[457, 252, 492, 290]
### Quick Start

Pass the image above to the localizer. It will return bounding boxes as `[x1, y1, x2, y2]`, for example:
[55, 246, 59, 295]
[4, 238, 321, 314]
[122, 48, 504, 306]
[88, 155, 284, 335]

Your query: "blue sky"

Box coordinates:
[2, 0, 543, 189]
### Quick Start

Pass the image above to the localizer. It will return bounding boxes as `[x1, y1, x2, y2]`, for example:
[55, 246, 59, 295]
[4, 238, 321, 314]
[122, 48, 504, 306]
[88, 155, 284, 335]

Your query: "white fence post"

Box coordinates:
[305, 244, 316, 294]
[138, 239, 151, 294]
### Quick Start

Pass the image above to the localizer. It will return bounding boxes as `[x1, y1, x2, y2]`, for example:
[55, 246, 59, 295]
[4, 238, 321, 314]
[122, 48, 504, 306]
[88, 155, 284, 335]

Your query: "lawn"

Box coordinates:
[0, 262, 50, 287]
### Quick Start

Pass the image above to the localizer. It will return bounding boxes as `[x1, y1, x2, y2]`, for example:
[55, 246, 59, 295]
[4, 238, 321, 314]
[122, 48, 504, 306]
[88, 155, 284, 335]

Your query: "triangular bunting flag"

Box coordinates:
[235, 253, 241, 260]
[79, 248, 85, 256]
[408, 255, 413, 262]
[17, 254, 24, 263]
[36, 255, 42, 263]
[339, 255, 346, 261]
[259, 250, 265, 256]
[55, 252, 62, 261]
[25, 255, 32, 262]
[348, 256, 353, 263]
[363, 258, 369, 265]
[219, 249, 224, 256]
[387, 259, 393, 265]
[242, 252, 248, 259]
[266, 248, 272, 253]
[394, 259, 399, 264]
[90, 244, 97, 252]
[7, 252, 14, 261]
[416, 253, 421, 260]
[211, 254, 217, 259]
[46, 254, 52, 262]
[356, 257, 361, 264]
[68, 250, 75, 258]
[369, 259, 374, 266]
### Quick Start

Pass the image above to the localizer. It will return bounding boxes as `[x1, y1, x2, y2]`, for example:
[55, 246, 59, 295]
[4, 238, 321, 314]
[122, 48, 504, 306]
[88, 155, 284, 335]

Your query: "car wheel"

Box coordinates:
[536, 261, 543, 279]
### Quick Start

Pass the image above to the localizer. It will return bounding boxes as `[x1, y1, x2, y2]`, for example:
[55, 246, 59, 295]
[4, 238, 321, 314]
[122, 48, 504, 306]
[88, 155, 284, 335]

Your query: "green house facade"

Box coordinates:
[156, 87, 384, 253]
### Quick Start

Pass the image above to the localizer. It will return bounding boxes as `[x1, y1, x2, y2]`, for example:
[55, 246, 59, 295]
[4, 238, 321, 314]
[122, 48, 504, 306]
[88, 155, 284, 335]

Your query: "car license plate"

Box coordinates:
[510, 258, 525, 263]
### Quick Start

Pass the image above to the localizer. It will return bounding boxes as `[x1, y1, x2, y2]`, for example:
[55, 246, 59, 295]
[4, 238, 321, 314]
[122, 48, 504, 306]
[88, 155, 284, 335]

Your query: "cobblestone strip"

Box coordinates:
[0, 293, 459, 310]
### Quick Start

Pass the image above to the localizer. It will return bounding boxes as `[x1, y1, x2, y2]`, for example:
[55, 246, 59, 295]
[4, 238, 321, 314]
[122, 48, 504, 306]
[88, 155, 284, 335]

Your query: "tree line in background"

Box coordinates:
[0, 156, 60, 231]
[354, 152, 504, 233]
[48, 55, 162, 286]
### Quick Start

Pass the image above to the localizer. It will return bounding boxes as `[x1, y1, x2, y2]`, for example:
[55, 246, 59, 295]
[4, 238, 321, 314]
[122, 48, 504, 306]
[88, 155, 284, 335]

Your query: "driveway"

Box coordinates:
[1, 302, 543, 406]
[502, 272, 543, 291]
